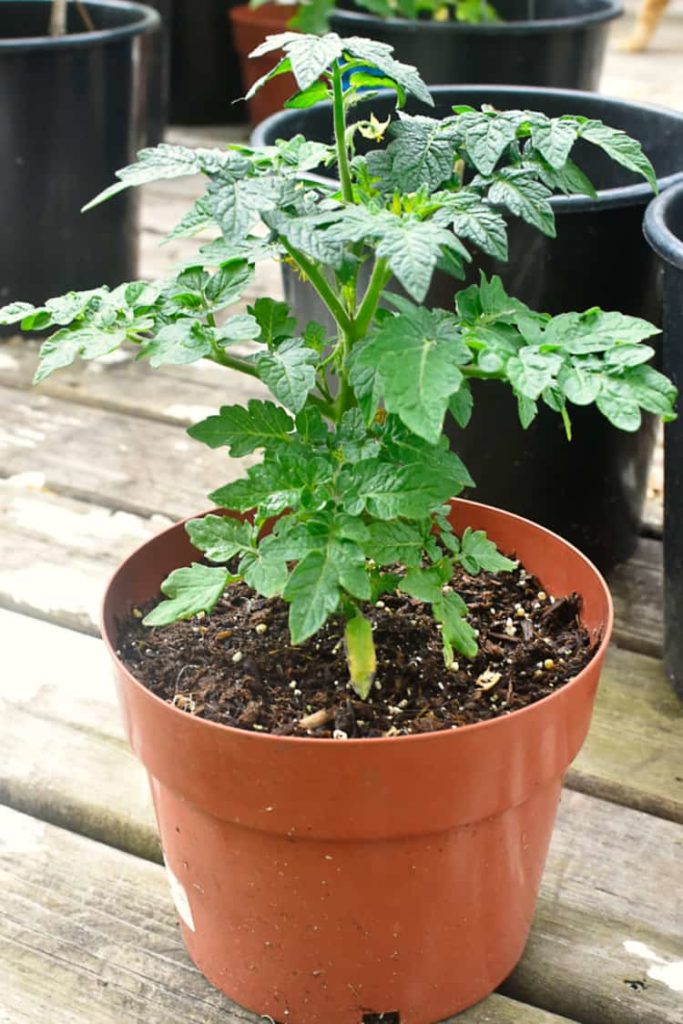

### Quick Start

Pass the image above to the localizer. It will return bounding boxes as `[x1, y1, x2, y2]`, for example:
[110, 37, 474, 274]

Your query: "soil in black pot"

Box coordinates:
[117, 557, 594, 739]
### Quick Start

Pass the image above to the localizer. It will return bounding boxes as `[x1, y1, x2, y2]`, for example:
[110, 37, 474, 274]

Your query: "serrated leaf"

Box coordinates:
[432, 591, 478, 661]
[543, 310, 660, 353]
[449, 382, 474, 429]
[285, 79, 331, 108]
[557, 364, 600, 406]
[460, 111, 517, 175]
[365, 521, 425, 567]
[165, 195, 215, 242]
[488, 168, 555, 237]
[284, 548, 341, 643]
[376, 219, 467, 303]
[516, 392, 538, 428]
[143, 320, 212, 368]
[434, 191, 508, 261]
[458, 528, 517, 575]
[378, 114, 461, 191]
[239, 548, 289, 598]
[215, 313, 261, 346]
[342, 36, 433, 106]
[257, 337, 318, 413]
[400, 566, 446, 604]
[143, 564, 229, 626]
[186, 514, 254, 562]
[33, 323, 128, 384]
[205, 259, 255, 310]
[249, 297, 296, 346]
[358, 309, 467, 443]
[530, 118, 578, 170]
[0, 301, 37, 326]
[84, 145, 249, 209]
[188, 399, 294, 456]
[577, 119, 657, 192]
[506, 348, 563, 400]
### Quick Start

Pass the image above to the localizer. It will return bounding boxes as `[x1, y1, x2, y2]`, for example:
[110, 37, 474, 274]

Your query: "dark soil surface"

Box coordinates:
[116, 557, 596, 739]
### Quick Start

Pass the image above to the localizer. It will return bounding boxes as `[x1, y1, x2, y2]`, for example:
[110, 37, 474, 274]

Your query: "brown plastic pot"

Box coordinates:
[229, 3, 298, 125]
[101, 499, 612, 1024]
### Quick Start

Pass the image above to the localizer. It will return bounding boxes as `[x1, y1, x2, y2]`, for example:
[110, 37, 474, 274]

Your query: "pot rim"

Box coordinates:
[644, 181, 683, 271]
[331, 0, 623, 35]
[101, 497, 614, 748]
[251, 84, 683, 213]
[0, 0, 161, 52]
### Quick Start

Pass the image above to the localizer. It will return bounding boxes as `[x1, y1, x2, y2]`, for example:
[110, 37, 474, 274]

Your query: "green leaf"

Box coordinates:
[205, 259, 255, 310]
[284, 548, 341, 644]
[286, 80, 331, 108]
[487, 168, 555, 237]
[239, 548, 289, 598]
[341, 36, 433, 106]
[557, 364, 600, 406]
[530, 118, 578, 170]
[365, 521, 426, 567]
[596, 379, 642, 432]
[341, 457, 470, 520]
[377, 114, 461, 191]
[616, 364, 677, 418]
[516, 393, 538, 428]
[83, 145, 249, 209]
[215, 313, 261, 345]
[543, 310, 660, 354]
[345, 614, 377, 700]
[433, 590, 478, 662]
[458, 527, 517, 575]
[188, 399, 294, 456]
[449, 382, 474, 429]
[434, 191, 509, 261]
[460, 111, 517, 175]
[257, 337, 318, 413]
[375, 219, 469, 303]
[143, 320, 212, 368]
[357, 309, 467, 443]
[33, 322, 128, 384]
[249, 297, 296, 346]
[506, 348, 563, 400]
[400, 566, 447, 604]
[186, 515, 254, 562]
[0, 301, 37, 326]
[577, 119, 657, 192]
[143, 563, 229, 626]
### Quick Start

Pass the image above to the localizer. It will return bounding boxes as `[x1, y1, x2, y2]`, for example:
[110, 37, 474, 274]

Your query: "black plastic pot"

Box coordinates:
[156, 0, 245, 124]
[253, 86, 683, 570]
[331, 0, 622, 91]
[0, 0, 162, 315]
[644, 184, 683, 699]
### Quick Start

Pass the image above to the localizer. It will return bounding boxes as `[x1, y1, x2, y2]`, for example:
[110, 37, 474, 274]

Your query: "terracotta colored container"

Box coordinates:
[101, 499, 612, 1024]
[229, 3, 298, 125]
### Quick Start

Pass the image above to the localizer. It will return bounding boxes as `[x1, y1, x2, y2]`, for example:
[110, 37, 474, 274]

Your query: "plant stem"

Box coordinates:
[352, 258, 390, 342]
[332, 63, 354, 205]
[282, 241, 353, 335]
[49, 0, 68, 36]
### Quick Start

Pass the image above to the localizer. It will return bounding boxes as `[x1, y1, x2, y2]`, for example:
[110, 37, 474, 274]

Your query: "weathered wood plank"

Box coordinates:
[0, 335, 272, 427]
[1, 791, 681, 1024]
[568, 644, 683, 824]
[0, 806, 577, 1024]
[608, 537, 663, 658]
[0, 384, 253, 519]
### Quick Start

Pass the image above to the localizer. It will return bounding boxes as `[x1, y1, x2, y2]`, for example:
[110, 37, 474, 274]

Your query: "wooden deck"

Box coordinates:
[2, 9, 683, 1022]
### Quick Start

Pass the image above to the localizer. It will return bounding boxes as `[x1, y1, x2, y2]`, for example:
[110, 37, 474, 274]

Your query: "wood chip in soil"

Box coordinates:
[116, 557, 597, 739]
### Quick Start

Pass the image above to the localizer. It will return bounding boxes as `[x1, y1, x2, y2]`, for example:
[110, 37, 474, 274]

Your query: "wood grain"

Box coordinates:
[608, 538, 663, 658]
[0, 805, 579, 1024]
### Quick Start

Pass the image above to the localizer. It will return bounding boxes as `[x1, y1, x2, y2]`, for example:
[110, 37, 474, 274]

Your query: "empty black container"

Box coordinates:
[644, 184, 683, 699]
[0, 0, 162, 315]
[330, 0, 622, 91]
[159, 0, 245, 124]
[253, 86, 683, 570]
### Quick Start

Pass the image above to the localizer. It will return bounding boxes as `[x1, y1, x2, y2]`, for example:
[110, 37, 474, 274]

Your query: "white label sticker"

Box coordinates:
[163, 857, 196, 932]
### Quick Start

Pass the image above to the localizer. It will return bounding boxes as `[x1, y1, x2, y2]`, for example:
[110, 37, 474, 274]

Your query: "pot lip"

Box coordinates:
[330, 0, 623, 34]
[101, 497, 614, 749]
[0, 0, 161, 51]
[644, 182, 683, 270]
[251, 84, 683, 213]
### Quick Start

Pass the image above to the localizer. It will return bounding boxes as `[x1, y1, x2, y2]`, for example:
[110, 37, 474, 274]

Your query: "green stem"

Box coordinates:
[332, 63, 354, 205]
[210, 349, 260, 378]
[282, 241, 353, 335]
[352, 258, 391, 342]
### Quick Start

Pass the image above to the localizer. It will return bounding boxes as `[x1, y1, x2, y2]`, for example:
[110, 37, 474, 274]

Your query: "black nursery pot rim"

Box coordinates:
[644, 182, 683, 270]
[252, 84, 683, 213]
[0, 0, 161, 51]
[331, 0, 622, 35]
